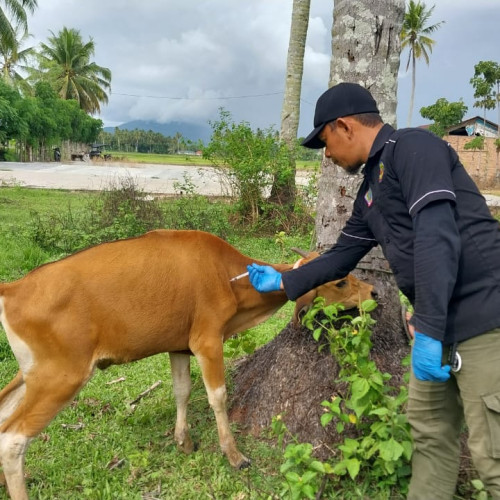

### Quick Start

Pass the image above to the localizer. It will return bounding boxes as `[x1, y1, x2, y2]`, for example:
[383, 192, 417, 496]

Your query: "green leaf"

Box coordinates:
[371, 421, 389, 438]
[313, 327, 322, 341]
[346, 458, 361, 479]
[339, 438, 359, 455]
[378, 438, 405, 462]
[361, 299, 378, 312]
[321, 412, 334, 427]
[369, 371, 385, 387]
[401, 440, 413, 460]
[280, 461, 294, 474]
[309, 460, 326, 473]
[285, 471, 301, 482]
[302, 484, 316, 499]
[471, 479, 485, 491]
[351, 378, 370, 399]
[332, 462, 347, 476]
[369, 407, 389, 416]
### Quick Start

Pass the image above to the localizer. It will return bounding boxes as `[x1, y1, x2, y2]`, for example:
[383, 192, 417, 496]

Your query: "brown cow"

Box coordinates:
[0, 229, 373, 499]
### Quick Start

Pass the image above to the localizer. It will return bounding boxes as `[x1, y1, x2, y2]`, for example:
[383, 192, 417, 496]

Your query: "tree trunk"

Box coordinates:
[270, 0, 310, 208]
[407, 53, 416, 127]
[317, 0, 403, 252]
[230, 0, 407, 453]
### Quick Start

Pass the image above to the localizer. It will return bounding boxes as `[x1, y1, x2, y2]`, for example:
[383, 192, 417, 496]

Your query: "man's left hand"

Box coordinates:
[412, 331, 451, 382]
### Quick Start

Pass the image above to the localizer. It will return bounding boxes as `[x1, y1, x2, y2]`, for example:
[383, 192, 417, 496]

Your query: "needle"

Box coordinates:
[230, 271, 249, 282]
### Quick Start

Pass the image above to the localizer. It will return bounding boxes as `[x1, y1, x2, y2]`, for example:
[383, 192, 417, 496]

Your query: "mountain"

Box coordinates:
[103, 120, 211, 143]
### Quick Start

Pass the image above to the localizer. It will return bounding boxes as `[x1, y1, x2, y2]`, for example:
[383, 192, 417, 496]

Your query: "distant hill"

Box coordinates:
[103, 120, 212, 143]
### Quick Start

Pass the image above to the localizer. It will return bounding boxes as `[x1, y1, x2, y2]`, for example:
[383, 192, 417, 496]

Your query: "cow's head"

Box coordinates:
[290, 249, 375, 326]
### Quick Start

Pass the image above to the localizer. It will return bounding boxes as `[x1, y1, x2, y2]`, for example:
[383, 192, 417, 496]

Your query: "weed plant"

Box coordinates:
[26, 176, 312, 257]
[271, 298, 412, 499]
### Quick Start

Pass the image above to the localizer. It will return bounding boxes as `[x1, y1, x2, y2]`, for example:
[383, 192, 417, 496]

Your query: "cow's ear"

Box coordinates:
[292, 257, 305, 269]
[292, 289, 318, 326]
[291, 251, 320, 269]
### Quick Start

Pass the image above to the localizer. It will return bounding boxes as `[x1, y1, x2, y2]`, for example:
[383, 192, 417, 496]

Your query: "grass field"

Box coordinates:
[1, 184, 491, 499]
[107, 151, 320, 171]
[0, 186, 308, 499]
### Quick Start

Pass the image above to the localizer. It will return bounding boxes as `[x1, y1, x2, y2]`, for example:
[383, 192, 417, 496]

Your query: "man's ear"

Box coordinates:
[334, 117, 353, 137]
[335, 116, 357, 139]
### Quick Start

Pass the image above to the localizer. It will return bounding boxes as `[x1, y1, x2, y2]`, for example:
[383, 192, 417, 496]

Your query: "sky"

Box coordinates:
[26, 0, 500, 138]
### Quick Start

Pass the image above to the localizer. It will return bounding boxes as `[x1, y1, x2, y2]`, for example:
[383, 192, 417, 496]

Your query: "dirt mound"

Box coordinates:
[229, 275, 410, 459]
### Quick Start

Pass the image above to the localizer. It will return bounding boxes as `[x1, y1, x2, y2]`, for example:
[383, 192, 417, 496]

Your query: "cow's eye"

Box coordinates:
[335, 280, 347, 288]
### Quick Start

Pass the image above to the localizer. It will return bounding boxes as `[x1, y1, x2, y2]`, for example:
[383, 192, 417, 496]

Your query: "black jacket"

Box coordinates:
[282, 124, 500, 345]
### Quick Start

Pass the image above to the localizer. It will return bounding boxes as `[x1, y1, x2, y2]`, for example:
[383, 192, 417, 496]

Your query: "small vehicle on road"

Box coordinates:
[89, 144, 111, 161]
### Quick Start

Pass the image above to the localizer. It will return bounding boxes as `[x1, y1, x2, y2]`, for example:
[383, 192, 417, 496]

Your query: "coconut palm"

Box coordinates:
[401, 0, 444, 126]
[36, 27, 111, 114]
[272, 0, 311, 207]
[0, 22, 34, 92]
[0, 0, 37, 49]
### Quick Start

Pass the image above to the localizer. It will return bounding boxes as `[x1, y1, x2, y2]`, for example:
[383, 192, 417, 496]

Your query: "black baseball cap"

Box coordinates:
[302, 83, 379, 149]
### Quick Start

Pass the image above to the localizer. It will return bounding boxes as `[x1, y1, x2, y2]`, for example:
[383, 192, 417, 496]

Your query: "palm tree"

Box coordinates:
[0, 22, 34, 92]
[36, 27, 111, 114]
[272, 0, 311, 207]
[400, 0, 444, 126]
[0, 0, 37, 49]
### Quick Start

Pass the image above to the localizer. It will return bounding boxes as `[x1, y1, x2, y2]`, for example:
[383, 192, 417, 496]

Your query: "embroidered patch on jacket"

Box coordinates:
[378, 161, 385, 183]
[364, 188, 373, 207]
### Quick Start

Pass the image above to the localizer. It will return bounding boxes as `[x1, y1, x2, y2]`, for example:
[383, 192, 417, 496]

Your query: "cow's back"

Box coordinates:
[0, 230, 243, 364]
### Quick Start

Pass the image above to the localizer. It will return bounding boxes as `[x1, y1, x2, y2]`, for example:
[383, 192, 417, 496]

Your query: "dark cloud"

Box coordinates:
[27, 1, 500, 136]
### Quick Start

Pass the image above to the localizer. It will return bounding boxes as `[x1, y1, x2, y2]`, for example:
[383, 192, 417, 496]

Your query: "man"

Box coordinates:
[247, 82, 500, 499]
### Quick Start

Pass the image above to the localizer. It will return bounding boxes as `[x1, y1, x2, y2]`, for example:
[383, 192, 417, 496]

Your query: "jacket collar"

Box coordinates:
[368, 123, 395, 160]
[363, 123, 395, 174]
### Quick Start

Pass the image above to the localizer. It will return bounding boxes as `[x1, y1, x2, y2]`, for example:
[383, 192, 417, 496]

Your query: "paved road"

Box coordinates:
[0, 161, 498, 206]
[0, 160, 226, 195]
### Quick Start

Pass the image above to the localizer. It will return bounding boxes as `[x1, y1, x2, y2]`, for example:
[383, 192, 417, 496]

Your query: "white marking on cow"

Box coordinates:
[1, 303, 34, 375]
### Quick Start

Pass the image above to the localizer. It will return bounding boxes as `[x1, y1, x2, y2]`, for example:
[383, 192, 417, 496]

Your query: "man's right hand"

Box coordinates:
[247, 263, 282, 293]
[412, 331, 451, 382]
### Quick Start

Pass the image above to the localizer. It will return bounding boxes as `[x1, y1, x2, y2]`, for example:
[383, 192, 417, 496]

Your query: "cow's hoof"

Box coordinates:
[176, 437, 195, 455]
[237, 457, 251, 470]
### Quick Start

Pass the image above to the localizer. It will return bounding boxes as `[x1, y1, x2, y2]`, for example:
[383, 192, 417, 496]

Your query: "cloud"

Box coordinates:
[27, 0, 500, 135]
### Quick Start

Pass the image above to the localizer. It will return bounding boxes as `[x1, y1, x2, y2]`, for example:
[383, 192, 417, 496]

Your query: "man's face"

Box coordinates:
[318, 120, 364, 174]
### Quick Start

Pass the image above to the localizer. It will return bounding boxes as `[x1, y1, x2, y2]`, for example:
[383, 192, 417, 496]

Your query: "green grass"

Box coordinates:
[0, 186, 303, 499]
[0, 345, 287, 499]
[106, 150, 320, 171]
[108, 151, 212, 167]
[0, 184, 492, 499]
[0, 187, 95, 280]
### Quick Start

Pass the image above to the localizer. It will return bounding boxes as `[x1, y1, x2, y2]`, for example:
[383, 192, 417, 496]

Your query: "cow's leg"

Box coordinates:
[0, 372, 25, 491]
[0, 363, 89, 500]
[169, 352, 194, 454]
[194, 342, 250, 469]
[0, 372, 25, 425]
[0, 432, 31, 500]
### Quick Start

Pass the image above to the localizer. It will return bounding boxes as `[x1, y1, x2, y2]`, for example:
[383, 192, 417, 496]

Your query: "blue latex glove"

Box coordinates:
[247, 263, 282, 293]
[412, 331, 451, 382]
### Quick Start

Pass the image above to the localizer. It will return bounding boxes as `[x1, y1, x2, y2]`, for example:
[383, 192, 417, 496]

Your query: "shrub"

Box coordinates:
[203, 109, 290, 224]
[162, 173, 231, 238]
[464, 136, 485, 150]
[28, 177, 166, 253]
[27, 176, 235, 254]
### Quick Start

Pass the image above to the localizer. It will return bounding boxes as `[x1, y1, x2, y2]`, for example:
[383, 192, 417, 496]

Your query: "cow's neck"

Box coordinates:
[224, 262, 292, 338]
